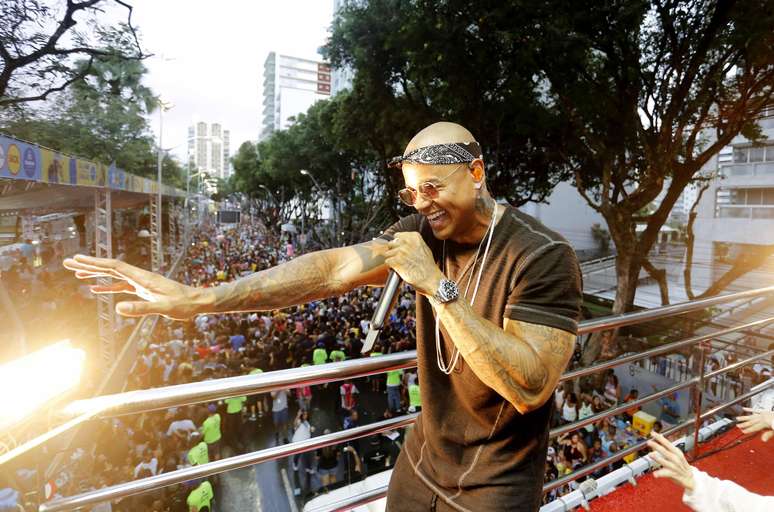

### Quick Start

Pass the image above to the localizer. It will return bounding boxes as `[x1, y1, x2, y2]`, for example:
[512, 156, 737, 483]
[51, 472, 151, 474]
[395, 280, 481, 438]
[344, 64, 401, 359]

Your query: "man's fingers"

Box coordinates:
[90, 282, 135, 294]
[762, 431, 774, 442]
[651, 431, 685, 459]
[75, 270, 115, 280]
[116, 300, 166, 317]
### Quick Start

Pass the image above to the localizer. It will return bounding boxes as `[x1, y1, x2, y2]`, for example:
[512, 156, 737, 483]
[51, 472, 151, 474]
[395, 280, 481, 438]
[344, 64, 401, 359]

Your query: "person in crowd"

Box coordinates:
[562, 392, 579, 425]
[316, 431, 340, 491]
[271, 388, 290, 445]
[200, 404, 222, 461]
[603, 372, 621, 406]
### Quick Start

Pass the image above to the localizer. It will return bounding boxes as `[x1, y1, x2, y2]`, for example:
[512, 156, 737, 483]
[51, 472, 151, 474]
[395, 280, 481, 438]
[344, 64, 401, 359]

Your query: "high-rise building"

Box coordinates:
[260, 52, 331, 141]
[187, 121, 232, 182]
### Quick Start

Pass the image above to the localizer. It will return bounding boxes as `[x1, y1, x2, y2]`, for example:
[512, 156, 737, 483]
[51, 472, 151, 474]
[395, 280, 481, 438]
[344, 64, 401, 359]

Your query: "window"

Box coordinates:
[750, 146, 765, 162]
[733, 147, 748, 163]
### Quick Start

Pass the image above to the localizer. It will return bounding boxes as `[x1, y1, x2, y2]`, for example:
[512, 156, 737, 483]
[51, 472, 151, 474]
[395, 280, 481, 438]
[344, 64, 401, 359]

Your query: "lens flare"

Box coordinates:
[0, 340, 84, 430]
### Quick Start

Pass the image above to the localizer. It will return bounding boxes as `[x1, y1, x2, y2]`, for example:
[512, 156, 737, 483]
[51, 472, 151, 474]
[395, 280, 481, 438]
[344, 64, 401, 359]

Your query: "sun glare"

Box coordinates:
[0, 340, 85, 431]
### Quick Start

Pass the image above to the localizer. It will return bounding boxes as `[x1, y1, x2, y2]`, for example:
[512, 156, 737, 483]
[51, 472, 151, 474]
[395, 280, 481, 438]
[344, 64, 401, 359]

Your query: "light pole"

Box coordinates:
[156, 99, 173, 269]
[300, 169, 327, 249]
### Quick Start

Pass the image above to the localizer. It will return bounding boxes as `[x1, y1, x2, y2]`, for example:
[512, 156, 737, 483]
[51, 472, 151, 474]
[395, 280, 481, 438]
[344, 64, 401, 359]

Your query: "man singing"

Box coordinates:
[65, 122, 583, 511]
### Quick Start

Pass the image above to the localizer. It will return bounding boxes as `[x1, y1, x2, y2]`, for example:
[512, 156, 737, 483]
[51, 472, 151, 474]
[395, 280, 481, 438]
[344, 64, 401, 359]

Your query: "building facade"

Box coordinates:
[186, 122, 232, 182]
[260, 52, 331, 141]
[690, 109, 774, 293]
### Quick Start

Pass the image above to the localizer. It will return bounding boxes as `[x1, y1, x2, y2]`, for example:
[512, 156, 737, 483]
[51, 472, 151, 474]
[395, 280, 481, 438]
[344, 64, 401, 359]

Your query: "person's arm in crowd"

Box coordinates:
[647, 430, 774, 512]
[384, 231, 576, 414]
[63, 240, 390, 319]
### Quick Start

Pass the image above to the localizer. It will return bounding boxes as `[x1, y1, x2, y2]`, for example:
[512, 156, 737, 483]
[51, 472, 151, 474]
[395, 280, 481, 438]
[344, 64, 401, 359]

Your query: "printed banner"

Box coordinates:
[0, 134, 186, 197]
[0, 136, 41, 181]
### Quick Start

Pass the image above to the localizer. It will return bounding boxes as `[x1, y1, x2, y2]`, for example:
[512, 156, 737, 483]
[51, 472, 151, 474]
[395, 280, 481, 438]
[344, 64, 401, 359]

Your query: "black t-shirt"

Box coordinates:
[380, 205, 583, 511]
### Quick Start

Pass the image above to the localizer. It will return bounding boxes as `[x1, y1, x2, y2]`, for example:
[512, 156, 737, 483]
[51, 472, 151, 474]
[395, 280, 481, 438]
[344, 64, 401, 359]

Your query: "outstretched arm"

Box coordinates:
[63, 239, 389, 319]
[206, 240, 390, 313]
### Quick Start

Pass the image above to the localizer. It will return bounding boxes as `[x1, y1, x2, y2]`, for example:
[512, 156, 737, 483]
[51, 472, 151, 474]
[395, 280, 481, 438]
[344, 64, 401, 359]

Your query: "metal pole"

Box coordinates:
[691, 340, 709, 460]
[156, 106, 164, 271]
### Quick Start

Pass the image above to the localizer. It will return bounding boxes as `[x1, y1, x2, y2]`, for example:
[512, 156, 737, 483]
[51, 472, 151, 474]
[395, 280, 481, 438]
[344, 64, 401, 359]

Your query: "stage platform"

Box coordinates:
[590, 427, 774, 511]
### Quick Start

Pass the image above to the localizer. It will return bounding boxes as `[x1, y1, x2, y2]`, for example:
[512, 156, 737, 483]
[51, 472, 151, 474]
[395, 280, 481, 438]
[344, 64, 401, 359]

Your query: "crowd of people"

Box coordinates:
[5, 210, 772, 512]
[44, 219, 421, 511]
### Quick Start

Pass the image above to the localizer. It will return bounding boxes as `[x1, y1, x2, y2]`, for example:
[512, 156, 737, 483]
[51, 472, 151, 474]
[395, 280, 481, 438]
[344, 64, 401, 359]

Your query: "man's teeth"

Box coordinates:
[428, 212, 444, 220]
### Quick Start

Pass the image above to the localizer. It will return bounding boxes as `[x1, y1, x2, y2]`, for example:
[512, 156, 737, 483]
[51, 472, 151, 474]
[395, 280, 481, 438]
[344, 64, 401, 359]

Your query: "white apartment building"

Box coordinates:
[260, 52, 331, 141]
[187, 122, 232, 181]
[691, 109, 774, 293]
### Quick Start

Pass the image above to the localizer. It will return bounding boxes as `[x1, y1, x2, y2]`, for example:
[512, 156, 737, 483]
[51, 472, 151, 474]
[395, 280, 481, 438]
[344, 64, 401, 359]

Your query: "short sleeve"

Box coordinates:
[378, 214, 423, 241]
[505, 242, 583, 335]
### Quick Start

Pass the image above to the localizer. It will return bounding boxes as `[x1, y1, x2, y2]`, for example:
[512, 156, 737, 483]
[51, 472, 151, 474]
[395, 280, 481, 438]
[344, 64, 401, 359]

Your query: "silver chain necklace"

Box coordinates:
[435, 202, 498, 374]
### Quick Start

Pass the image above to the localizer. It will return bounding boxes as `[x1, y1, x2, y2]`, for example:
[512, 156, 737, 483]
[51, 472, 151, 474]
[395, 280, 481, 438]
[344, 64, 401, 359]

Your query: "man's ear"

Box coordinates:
[470, 159, 485, 188]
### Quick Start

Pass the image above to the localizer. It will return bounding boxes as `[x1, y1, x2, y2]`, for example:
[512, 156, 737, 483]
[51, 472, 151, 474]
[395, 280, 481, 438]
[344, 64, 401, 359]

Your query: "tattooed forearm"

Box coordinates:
[205, 240, 389, 314]
[432, 298, 575, 413]
[208, 250, 347, 313]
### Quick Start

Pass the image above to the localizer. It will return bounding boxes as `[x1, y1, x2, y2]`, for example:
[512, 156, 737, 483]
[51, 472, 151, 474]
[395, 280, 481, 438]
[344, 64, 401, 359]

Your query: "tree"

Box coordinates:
[0, 0, 147, 107]
[537, 0, 774, 363]
[328, 0, 774, 363]
[325, 0, 573, 208]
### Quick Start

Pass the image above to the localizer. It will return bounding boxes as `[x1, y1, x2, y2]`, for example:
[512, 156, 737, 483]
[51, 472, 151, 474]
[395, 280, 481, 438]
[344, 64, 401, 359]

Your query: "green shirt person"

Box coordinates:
[187, 441, 209, 466]
[329, 349, 347, 362]
[249, 368, 263, 375]
[225, 396, 247, 414]
[313, 346, 328, 365]
[386, 369, 404, 387]
[409, 384, 421, 410]
[186, 480, 214, 511]
[201, 412, 221, 444]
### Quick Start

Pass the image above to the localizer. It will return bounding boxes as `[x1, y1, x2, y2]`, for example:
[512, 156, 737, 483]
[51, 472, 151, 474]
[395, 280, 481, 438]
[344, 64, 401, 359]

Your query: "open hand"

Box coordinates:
[63, 254, 211, 320]
[646, 430, 695, 492]
[736, 407, 774, 442]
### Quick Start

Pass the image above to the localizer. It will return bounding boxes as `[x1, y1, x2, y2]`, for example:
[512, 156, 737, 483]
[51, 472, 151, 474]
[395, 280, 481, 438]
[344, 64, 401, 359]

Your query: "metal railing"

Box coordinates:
[25, 284, 774, 511]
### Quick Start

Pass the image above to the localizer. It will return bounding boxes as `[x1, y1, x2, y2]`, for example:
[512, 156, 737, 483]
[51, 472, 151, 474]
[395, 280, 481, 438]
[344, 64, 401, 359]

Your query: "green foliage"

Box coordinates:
[0, 53, 184, 188]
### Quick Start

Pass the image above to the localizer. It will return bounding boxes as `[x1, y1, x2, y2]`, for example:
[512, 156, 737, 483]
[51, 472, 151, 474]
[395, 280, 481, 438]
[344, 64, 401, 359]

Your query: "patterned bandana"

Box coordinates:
[388, 141, 482, 168]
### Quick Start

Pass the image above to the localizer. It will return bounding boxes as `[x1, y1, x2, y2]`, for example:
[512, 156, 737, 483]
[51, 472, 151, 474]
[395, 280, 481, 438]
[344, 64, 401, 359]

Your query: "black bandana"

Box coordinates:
[388, 141, 482, 168]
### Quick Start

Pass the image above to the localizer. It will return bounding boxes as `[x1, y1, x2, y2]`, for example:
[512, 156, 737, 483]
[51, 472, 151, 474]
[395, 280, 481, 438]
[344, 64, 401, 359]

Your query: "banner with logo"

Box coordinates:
[0, 136, 41, 181]
[0, 134, 186, 197]
[40, 148, 73, 184]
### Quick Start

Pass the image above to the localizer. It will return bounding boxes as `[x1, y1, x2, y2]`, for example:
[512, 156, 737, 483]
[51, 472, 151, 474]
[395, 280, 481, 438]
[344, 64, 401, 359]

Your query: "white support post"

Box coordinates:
[95, 189, 115, 369]
[169, 200, 178, 251]
[150, 195, 162, 272]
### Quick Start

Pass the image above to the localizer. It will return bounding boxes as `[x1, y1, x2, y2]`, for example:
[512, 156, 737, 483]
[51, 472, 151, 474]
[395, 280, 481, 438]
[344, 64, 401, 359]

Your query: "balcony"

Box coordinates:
[720, 161, 774, 177]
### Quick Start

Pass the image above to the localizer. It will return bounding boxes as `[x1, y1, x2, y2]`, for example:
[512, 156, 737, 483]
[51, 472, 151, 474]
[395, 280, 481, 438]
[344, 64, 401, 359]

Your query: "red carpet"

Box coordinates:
[590, 428, 774, 511]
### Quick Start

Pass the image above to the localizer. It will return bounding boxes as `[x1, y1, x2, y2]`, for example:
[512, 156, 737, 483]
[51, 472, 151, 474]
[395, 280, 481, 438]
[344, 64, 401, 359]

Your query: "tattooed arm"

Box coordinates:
[206, 240, 390, 313]
[432, 297, 575, 414]
[63, 240, 390, 319]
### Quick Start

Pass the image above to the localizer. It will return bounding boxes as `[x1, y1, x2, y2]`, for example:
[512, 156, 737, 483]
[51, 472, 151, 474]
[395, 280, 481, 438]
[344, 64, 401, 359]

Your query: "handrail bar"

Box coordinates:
[550, 378, 697, 439]
[554, 347, 774, 440]
[38, 413, 418, 512]
[705, 348, 774, 380]
[576, 285, 774, 334]
[58, 299, 774, 422]
[38, 346, 774, 511]
[62, 351, 419, 419]
[562, 316, 774, 382]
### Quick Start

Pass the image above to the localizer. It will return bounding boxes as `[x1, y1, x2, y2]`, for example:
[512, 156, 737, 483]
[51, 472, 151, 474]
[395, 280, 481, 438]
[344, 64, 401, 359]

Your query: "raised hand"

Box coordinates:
[646, 430, 695, 492]
[736, 407, 774, 442]
[63, 254, 212, 320]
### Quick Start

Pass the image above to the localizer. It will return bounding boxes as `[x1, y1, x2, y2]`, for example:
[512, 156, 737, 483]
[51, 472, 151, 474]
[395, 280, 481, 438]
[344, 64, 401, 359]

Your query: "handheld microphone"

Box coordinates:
[362, 269, 402, 353]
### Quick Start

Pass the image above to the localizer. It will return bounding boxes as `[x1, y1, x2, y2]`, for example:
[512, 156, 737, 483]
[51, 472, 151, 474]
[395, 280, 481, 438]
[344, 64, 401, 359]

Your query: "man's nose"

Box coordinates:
[413, 193, 433, 212]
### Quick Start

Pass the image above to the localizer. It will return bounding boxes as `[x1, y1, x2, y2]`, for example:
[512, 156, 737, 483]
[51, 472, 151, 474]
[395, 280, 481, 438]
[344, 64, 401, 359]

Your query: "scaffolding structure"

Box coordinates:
[94, 189, 114, 369]
[150, 195, 163, 272]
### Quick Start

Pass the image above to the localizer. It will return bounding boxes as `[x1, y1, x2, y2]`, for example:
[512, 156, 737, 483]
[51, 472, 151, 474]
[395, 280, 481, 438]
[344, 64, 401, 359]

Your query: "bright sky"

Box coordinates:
[126, 0, 334, 162]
